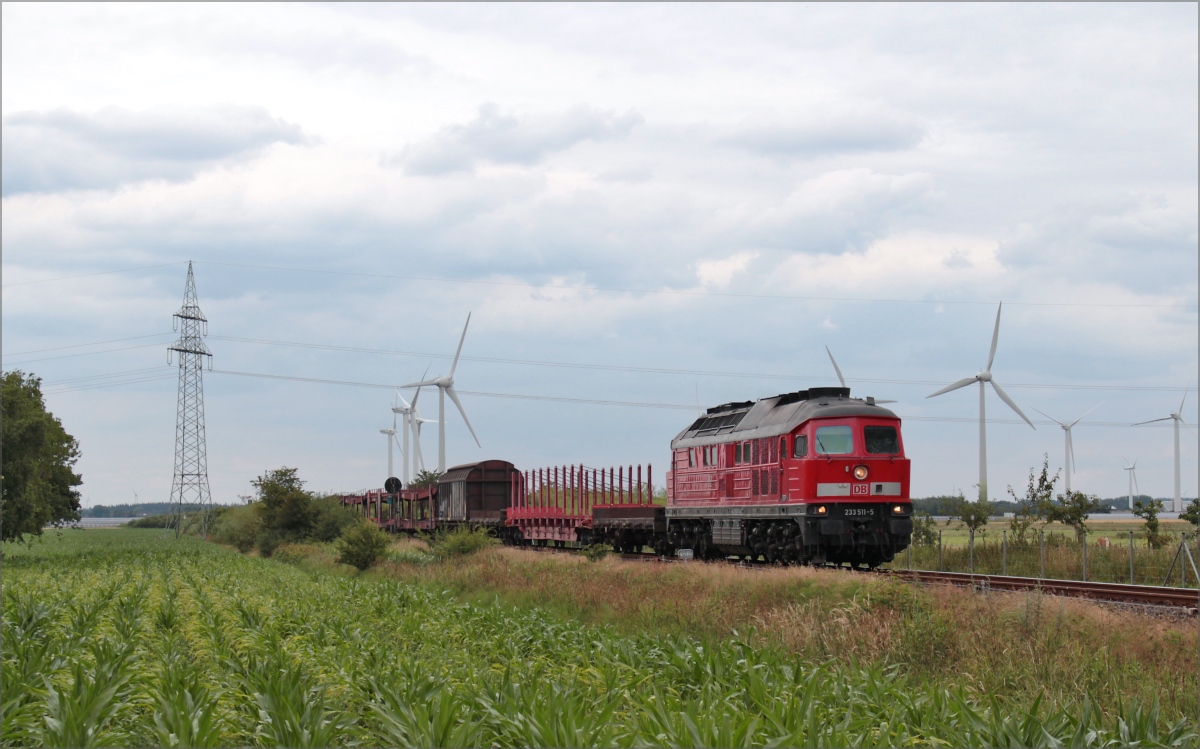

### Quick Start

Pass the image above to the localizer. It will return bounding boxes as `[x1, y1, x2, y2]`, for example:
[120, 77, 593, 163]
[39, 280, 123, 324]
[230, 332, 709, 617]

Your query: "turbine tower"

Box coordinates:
[402, 314, 480, 473]
[927, 302, 1035, 502]
[167, 262, 213, 538]
[1033, 405, 1099, 494]
[1122, 457, 1139, 512]
[1133, 391, 1192, 512]
[380, 427, 398, 479]
[391, 370, 430, 483]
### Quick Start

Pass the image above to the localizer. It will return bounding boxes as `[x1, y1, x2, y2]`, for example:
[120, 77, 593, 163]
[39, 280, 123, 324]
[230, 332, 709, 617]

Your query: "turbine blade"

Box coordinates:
[986, 302, 1003, 371]
[1067, 430, 1076, 473]
[411, 365, 431, 408]
[1180, 388, 1188, 414]
[825, 346, 846, 389]
[402, 378, 440, 389]
[989, 379, 1035, 429]
[927, 375, 978, 399]
[875, 399, 898, 404]
[445, 385, 481, 448]
[1069, 403, 1102, 427]
[1132, 417, 1173, 426]
[449, 312, 471, 378]
[1032, 408, 1065, 426]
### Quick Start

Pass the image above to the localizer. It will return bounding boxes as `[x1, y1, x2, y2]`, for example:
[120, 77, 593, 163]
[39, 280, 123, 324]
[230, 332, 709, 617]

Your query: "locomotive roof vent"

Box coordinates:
[807, 386, 851, 400]
[706, 400, 754, 415]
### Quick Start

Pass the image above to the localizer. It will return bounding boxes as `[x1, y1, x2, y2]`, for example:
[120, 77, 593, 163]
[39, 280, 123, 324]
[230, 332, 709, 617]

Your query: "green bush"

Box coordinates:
[430, 526, 496, 559]
[582, 543, 613, 562]
[211, 504, 259, 552]
[335, 522, 391, 570]
[256, 529, 281, 558]
[125, 513, 172, 529]
[311, 496, 361, 542]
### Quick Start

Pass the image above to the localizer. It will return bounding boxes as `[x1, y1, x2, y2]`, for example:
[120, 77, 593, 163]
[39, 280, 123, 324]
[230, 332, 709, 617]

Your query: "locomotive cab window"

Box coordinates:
[865, 425, 900, 454]
[793, 435, 808, 458]
[814, 425, 854, 455]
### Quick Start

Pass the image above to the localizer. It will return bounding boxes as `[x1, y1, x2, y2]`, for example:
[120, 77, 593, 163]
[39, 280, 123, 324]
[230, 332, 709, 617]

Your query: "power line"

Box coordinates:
[209, 334, 1194, 394]
[42, 373, 176, 395]
[2, 262, 188, 288]
[2, 341, 170, 365]
[4, 333, 173, 357]
[199, 260, 1198, 310]
[203, 367, 1184, 427]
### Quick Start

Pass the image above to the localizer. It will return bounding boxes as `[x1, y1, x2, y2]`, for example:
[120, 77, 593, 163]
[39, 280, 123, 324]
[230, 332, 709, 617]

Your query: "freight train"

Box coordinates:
[342, 386, 912, 568]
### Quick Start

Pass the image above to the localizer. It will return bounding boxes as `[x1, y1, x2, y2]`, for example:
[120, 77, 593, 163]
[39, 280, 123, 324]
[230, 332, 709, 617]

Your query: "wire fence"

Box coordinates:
[891, 530, 1200, 589]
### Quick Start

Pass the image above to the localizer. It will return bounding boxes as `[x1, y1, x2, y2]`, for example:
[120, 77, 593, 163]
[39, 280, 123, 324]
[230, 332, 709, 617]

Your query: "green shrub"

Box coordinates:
[430, 526, 496, 559]
[582, 543, 613, 562]
[125, 513, 172, 529]
[311, 496, 361, 542]
[211, 504, 259, 552]
[256, 529, 281, 558]
[335, 522, 391, 570]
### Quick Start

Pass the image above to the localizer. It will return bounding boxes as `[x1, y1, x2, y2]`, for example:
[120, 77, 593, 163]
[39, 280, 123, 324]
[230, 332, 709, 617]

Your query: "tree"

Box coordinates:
[1133, 498, 1169, 549]
[1006, 455, 1058, 544]
[1180, 498, 1200, 529]
[947, 492, 992, 537]
[911, 512, 938, 547]
[252, 467, 314, 540]
[1046, 490, 1101, 544]
[1, 371, 83, 543]
[409, 469, 443, 489]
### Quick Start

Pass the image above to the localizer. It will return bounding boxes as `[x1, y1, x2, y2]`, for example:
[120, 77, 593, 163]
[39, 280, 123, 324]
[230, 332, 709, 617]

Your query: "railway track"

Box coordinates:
[885, 569, 1200, 608]
[612, 550, 1199, 608]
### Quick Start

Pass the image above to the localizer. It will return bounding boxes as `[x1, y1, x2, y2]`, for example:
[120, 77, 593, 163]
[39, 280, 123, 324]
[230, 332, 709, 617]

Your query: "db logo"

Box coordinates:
[851, 483, 869, 496]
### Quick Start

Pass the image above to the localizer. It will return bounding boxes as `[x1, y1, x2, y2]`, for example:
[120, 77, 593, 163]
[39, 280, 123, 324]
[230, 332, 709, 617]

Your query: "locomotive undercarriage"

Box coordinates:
[667, 509, 912, 569]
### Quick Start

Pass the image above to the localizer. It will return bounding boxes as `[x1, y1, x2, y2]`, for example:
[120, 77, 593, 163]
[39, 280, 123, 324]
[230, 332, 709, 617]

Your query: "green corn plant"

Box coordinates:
[151, 659, 225, 748]
[38, 647, 135, 748]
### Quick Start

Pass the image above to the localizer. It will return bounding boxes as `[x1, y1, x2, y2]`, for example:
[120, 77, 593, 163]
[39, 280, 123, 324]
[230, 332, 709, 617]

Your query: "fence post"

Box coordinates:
[1082, 530, 1088, 582]
[938, 531, 943, 571]
[1002, 530, 1007, 576]
[1040, 530, 1045, 580]
[969, 529, 974, 575]
[907, 543, 911, 570]
[1129, 530, 1134, 584]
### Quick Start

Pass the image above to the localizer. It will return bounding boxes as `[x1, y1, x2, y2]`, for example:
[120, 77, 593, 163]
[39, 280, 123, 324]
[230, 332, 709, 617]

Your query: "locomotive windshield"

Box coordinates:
[865, 425, 900, 454]
[814, 425, 853, 454]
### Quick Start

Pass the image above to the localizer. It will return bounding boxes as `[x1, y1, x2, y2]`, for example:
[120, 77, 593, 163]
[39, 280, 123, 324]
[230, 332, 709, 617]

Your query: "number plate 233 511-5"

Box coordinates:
[844, 507, 874, 517]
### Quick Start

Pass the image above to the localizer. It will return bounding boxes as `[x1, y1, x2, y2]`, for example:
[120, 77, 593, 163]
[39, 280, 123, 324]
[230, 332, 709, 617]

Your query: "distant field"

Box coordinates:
[3, 530, 1196, 747]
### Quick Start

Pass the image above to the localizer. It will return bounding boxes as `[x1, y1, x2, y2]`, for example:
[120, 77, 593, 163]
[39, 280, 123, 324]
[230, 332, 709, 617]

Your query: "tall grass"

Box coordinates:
[2, 530, 1196, 747]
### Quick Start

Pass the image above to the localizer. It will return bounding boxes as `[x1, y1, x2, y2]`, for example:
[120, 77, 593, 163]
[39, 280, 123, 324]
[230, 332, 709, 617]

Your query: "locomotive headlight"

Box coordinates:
[892, 505, 904, 514]
[853, 465, 869, 481]
[817, 505, 827, 515]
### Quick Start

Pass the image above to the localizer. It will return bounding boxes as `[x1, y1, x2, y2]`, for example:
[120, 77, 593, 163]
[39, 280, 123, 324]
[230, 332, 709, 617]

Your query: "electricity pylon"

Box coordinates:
[167, 262, 214, 538]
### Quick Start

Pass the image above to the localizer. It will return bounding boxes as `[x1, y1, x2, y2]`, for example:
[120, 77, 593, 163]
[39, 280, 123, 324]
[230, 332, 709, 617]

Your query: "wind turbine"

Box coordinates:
[402, 313, 481, 473]
[1033, 405, 1099, 494]
[825, 346, 895, 403]
[1122, 457, 1139, 512]
[926, 302, 1035, 502]
[1133, 390, 1193, 512]
[379, 427, 398, 479]
[393, 365, 432, 482]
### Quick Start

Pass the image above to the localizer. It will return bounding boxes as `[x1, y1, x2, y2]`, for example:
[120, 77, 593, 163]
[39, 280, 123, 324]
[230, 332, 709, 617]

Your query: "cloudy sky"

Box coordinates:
[3, 3, 1196, 509]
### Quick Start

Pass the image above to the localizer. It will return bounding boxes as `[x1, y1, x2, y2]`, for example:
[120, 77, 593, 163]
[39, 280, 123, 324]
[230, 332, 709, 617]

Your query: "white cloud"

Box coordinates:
[2, 106, 308, 195]
[695, 251, 758, 287]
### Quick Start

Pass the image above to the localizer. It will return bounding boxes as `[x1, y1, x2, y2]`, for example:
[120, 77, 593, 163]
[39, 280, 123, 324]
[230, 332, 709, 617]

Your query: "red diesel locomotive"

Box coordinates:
[665, 386, 912, 567]
[344, 386, 913, 568]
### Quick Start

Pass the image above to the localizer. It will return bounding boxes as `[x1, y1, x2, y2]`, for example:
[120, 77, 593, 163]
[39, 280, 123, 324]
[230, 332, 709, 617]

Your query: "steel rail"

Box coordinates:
[532, 548, 1199, 608]
[885, 569, 1199, 607]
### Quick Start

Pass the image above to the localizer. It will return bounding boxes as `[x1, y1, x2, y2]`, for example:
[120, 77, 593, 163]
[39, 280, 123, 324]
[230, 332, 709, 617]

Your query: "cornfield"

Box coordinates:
[3, 530, 1196, 747]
